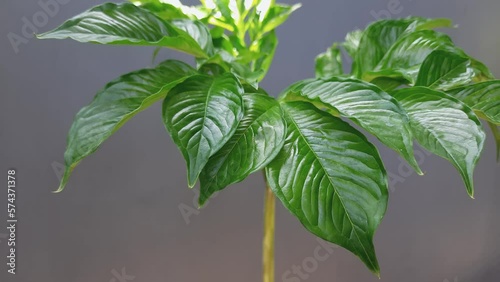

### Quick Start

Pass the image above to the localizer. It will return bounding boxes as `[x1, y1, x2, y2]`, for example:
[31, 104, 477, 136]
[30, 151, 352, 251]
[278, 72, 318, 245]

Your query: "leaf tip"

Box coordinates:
[410, 159, 424, 176]
[53, 184, 65, 194]
[187, 169, 198, 188]
[35, 31, 51, 40]
[198, 197, 207, 209]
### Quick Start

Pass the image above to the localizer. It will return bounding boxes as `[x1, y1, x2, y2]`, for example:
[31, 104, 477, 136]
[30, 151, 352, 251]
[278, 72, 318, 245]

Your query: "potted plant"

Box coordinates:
[38, 0, 500, 280]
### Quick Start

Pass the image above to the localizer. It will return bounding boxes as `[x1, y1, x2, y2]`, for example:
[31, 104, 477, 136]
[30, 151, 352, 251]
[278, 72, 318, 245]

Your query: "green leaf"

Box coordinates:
[261, 3, 301, 34]
[38, 3, 213, 58]
[266, 101, 388, 275]
[57, 60, 197, 192]
[253, 30, 278, 79]
[355, 19, 416, 76]
[231, 62, 264, 88]
[369, 77, 409, 92]
[391, 87, 485, 197]
[355, 17, 452, 77]
[131, 0, 190, 20]
[448, 81, 500, 125]
[281, 77, 422, 175]
[343, 29, 363, 59]
[367, 30, 458, 83]
[162, 74, 244, 187]
[315, 43, 343, 79]
[199, 93, 286, 205]
[196, 52, 263, 87]
[471, 59, 495, 82]
[415, 50, 474, 90]
[409, 17, 453, 31]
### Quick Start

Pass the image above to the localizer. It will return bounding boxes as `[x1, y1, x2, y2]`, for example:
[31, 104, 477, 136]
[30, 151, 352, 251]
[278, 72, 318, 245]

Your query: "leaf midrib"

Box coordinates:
[203, 103, 280, 190]
[427, 59, 470, 89]
[282, 105, 377, 271]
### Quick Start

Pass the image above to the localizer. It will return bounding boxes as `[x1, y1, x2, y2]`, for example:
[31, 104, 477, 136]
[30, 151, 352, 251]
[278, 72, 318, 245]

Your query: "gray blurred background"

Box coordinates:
[1, 0, 499, 281]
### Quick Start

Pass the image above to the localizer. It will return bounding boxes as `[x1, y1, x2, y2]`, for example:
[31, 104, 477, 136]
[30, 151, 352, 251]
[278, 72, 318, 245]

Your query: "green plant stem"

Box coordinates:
[263, 174, 275, 282]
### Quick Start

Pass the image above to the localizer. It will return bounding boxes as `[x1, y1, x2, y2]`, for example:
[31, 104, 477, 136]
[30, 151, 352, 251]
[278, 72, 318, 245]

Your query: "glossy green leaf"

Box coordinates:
[315, 43, 343, 79]
[369, 77, 409, 92]
[355, 19, 416, 76]
[38, 3, 213, 58]
[391, 87, 485, 197]
[367, 30, 458, 83]
[131, 0, 190, 20]
[281, 77, 422, 174]
[415, 50, 474, 90]
[199, 93, 286, 205]
[448, 81, 500, 124]
[57, 60, 197, 192]
[163, 74, 244, 187]
[266, 101, 388, 274]
[355, 18, 452, 77]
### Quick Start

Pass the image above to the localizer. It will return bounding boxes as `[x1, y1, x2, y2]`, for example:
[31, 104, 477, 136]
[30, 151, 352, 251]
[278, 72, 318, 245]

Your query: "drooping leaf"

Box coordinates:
[281, 77, 422, 174]
[162, 74, 244, 187]
[266, 101, 388, 275]
[57, 60, 197, 192]
[391, 87, 485, 197]
[199, 93, 286, 205]
[38, 2, 213, 58]
[315, 43, 343, 79]
[415, 50, 474, 90]
[448, 81, 500, 124]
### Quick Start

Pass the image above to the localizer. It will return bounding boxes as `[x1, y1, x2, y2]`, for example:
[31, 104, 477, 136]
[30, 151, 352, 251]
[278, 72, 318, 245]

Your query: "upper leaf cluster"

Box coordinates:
[38, 1, 499, 276]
